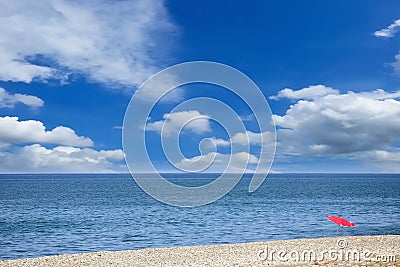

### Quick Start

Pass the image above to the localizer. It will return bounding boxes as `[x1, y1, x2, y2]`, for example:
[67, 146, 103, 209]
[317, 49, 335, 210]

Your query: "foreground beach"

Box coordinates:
[1, 235, 399, 267]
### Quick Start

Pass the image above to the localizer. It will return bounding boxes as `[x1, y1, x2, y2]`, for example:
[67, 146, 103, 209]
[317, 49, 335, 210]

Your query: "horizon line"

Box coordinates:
[0, 172, 399, 175]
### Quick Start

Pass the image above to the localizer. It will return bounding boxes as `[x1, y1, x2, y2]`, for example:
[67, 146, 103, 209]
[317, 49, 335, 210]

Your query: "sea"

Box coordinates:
[0, 173, 399, 260]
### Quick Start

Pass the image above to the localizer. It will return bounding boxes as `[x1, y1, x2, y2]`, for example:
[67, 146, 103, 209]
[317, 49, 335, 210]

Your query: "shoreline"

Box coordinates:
[1, 235, 399, 267]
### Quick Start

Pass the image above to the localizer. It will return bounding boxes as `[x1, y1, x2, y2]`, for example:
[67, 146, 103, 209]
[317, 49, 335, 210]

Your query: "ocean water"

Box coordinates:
[0, 173, 399, 260]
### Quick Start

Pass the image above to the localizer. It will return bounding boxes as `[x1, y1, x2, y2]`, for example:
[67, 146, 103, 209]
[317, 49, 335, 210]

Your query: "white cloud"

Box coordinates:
[206, 137, 230, 147]
[133, 72, 183, 103]
[0, 87, 44, 108]
[0, 116, 93, 147]
[239, 114, 255, 122]
[0, 144, 124, 173]
[146, 110, 211, 137]
[366, 150, 400, 163]
[0, 0, 176, 90]
[0, 116, 125, 173]
[176, 151, 259, 173]
[270, 84, 338, 100]
[373, 18, 400, 38]
[374, 18, 400, 75]
[393, 52, 400, 75]
[346, 149, 400, 172]
[231, 131, 275, 146]
[204, 131, 274, 150]
[272, 86, 400, 163]
[357, 88, 400, 99]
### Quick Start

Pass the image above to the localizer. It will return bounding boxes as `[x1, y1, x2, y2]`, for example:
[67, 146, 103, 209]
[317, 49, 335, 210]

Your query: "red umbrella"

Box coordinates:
[327, 216, 355, 234]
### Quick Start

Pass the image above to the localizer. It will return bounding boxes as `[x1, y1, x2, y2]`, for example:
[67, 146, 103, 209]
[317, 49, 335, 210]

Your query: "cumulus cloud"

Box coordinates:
[373, 18, 400, 38]
[0, 116, 125, 173]
[176, 151, 259, 173]
[0, 116, 93, 147]
[133, 72, 183, 103]
[0, 144, 124, 173]
[393, 53, 400, 75]
[231, 131, 275, 146]
[197, 131, 275, 148]
[270, 85, 338, 100]
[374, 18, 400, 75]
[366, 150, 400, 164]
[272, 86, 400, 163]
[0, 87, 44, 108]
[205, 137, 230, 147]
[0, 0, 176, 90]
[146, 110, 211, 136]
[239, 114, 255, 122]
[343, 149, 400, 172]
[357, 88, 400, 99]
[174, 131, 276, 172]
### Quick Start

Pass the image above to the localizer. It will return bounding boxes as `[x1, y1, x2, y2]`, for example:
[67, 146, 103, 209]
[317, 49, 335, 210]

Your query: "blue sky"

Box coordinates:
[0, 0, 400, 173]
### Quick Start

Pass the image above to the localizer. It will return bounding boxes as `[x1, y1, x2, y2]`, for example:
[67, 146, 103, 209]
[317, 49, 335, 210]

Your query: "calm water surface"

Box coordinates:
[0, 173, 399, 259]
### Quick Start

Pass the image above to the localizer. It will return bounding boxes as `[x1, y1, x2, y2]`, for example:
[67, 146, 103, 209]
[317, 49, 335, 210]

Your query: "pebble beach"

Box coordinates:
[1, 235, 399, 267]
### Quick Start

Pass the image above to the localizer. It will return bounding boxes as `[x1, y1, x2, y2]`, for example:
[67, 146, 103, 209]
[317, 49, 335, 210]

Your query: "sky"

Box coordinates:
[0, 0, 400, 173]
